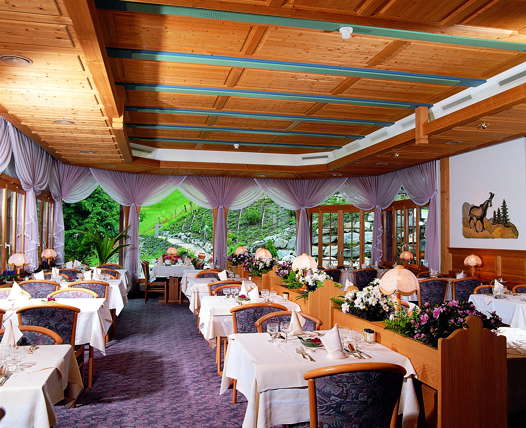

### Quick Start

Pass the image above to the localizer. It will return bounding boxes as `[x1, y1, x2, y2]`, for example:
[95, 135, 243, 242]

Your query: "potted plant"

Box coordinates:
[81, 228, 129, 265]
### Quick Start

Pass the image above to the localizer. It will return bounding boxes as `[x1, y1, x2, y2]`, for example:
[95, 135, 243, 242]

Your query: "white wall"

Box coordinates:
[450, 137, 526, 250]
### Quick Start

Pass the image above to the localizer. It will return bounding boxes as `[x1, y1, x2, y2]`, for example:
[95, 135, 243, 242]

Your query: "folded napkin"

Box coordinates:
[93, 268, 101, 279]
[1, 317, 22, 347]
[34, 271, 45, 280]
[288, 310, 305, 336]
[52, 267, 59, 277]
[65, 261, 73, 268]
[84, 270, 92, 280]
[73, 260, 82, 268]
[8, 282, 29, 301]
[456, 271, 466, 279]
[218, 270, 228, 281]
[493, 279, 505, 296]
[320, 324, 346, 360]
[248, 286, 260, 301]
[239, 280, 249, 297]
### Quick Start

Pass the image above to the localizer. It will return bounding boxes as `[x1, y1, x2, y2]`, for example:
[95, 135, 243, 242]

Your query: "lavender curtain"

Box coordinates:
[0, 119, 13, 173]
[9, 124, 53, 271]
[179, 177, 262, 268]
[91, 169, 185, 279]
[49, 161, 98, 264]
[340, 173, 400, 265]
[256, 178, 346, 256]
[397, 161, 439, 270]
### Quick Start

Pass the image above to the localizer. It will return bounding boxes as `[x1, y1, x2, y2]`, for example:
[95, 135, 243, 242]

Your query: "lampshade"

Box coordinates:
[254, 247, 272, 260]
[379, 265, 419, 295]
[464, 254, 482, 267]
[234, 246, 248, 255]
[198, 252, 206, 259]
[166, 247, 178, 256]
[291, 253, 317, 271]
[8, 253, 26, 267]
[399, 250, 414, 261]
[41, 248, 57, 259]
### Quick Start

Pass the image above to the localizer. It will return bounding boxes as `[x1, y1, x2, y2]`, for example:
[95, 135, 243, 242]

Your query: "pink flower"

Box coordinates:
[448, 301, 459, 307]
[420, 314, 429, 324]
[239, 294, 247, 299]
[47, 296, 55, 301]
[432, 308, 442, 319]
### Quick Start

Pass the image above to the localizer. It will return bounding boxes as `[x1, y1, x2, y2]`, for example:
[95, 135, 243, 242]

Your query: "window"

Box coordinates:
[1, 175, 25, 270]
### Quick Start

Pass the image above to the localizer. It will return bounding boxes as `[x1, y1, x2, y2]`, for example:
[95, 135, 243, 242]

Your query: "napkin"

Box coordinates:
[456, 271, 466, 279]
[93, 268, 101, 279]
[34, 271, 45, 280]
[248, 286, 260, 301]
[84, 270, 92, 280]
[8, 282, 29, 301]
[65, 261, 73, 268]
[288, 310, 305, 336]
[493, 279, 505, 296]
[320, 324, 346, 360]
[73, 260, 82, 268]
[52, 267, 59, 277]
[498, 327, 526, 353]
[218, 270, 228, 281]
[1, 317, 22, 347]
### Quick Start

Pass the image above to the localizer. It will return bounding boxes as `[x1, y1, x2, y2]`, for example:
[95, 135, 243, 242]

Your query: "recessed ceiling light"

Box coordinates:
[233, 143, 240, 149]
[79, 150, 96, 154]
[331, 172, 343, 176]
[477, 121, 489, 130]
[393, 152, 400, 158]
[53, 119, 75, 125]
[0, 54, 33, 66]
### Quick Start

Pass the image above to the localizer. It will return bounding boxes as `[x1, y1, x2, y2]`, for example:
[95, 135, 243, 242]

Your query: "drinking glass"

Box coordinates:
[267, 321, 279, 342]
[280, 320, 290, 343]
[261, 289, 270, 302]
[224, 289, 231, 299]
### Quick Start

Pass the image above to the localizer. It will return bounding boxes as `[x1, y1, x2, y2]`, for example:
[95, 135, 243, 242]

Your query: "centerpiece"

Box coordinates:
[334, 280, 396, 321]
[282, 253, 330, 299]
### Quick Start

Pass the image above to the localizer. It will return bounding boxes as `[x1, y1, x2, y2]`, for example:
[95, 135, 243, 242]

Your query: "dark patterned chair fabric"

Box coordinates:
[418, 279, 448, 306]
[512, 285, 526, 294]
[256, 311, 319, 333]
[98, 264, 122, 269]
[49, 288, 97, 299]
[453, 278, 481, 303]
[59, 269, 82, 281]
[231, 303, 287, 333]
[99, 268, 120, 279]
[17, 305, 79, 345]
[474, 285, 493, 295]
[70, 281, 108, 299]
[209, 280, 242, 295]
[17, 326, 63, 346]
[19, 281, 60, 298]
[198, 272, 220, 279]
[354, 268, 378, 290]
[324, 269, 341, 283]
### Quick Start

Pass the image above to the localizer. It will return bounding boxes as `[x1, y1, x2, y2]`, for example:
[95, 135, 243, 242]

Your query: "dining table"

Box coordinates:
[0, 344, 83, 428]
[198, 294, 300, 342]
[469, 293, 526, 329]
[0, 298, 113, 353]
[152, 264, 197, 279]
[220, 329, 418, 428]
[180, 270, 202, 296]
[186, 277, 251, 313]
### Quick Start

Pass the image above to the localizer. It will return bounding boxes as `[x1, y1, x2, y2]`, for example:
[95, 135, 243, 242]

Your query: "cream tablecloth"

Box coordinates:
[469, 294, 526, 329]
[60, 279, 127, 316]
[0, 344, 83, 428]
[0, 298, 113, 353]
[153, 264, 196, 279]
[187, 277, 250, 313]
[199, 295, 300, 341]
[220, 330, 418, 428]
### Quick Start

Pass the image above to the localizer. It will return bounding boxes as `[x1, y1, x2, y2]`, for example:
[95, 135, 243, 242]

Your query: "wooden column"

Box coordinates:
[440, 158, 452, 273]
[1, 188, 7, 270]
[415, 106, 429, 145]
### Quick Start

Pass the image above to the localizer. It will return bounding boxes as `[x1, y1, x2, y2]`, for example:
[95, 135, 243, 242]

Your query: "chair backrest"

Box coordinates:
[452, 278, 482, 302]
[512, 284, 526, 293]
[354, 268, 378, 290]
[98, 268, 120, 279]
[59, 269, 82, 281]
[19, 280, 60, 298]
[18, 325, 64, 345]
[230, 302, 288, 333]
[48, 288, 98, 299]
[196, 269, 221, 279]
[44, 271, 68, 281]
[416, 271, 430, 279]
[474, 285, 494, 295]
[17, 304, 80, 345]
[324, 269, 341, 283]
[211, 283, 242, 296]
[98, 263, 122, 269]
[255, 310, 322, 333]
[417, 279, 448, 306]
[304, 363, 406, 428]
[69, 280, 109, 299]
[208, 280, 242, 295]
[0, 309, 4, 326]
[141, 260, 151, 284]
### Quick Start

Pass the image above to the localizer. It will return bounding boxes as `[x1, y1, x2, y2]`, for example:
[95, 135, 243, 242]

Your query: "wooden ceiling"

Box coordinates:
[1, 0, 526, 176]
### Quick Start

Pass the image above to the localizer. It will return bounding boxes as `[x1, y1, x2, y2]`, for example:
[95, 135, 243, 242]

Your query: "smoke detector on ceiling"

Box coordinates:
[339, 27, 353, 40]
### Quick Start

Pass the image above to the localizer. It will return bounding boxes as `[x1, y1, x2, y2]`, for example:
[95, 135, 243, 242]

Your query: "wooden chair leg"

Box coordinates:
[215, 336, 222, 375]
[231, 379, 237, 403]
[144, 286, 148, 303]
[164, 281, 168, 304]
[88, 345, 94, 388]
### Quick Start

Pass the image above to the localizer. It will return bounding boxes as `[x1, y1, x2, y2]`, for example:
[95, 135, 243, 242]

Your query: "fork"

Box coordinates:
[296, 348, 307, 360]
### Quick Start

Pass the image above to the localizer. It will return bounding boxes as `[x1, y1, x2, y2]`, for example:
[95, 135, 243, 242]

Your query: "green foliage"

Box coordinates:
[63, 187, 120, 264]
[242, 207, 262, 225]
[139, 190, 193, 234]
[140, 235, 168, 261]
[177, 247, 196, 259]
[384, 308, 419, 337]
[80, 228, 129, 265]
[260, 240, 278, 257]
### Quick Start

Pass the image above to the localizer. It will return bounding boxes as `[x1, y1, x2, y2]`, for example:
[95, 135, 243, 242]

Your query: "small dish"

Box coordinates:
[298, 336, 323, 348]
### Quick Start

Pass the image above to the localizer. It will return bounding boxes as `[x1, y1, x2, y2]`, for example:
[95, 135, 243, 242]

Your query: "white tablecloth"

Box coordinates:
[198, 295, 300, 341]
[469, 294, 526, 329]
[153, 264, 196, 279]
[0, 298, 113, 353]
[0, 344, 83, 428]
[187, 277, 249, 313]
[220, 330, 418, 428]
[60, 279, 127, 316]
[180, 270, 202, 295]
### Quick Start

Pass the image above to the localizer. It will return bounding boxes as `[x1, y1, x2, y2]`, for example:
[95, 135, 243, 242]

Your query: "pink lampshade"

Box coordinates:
[464, 254, 482, 267]
[254, 247, 272, 260]
[234, 246, 248, 255]
[198, 252, 206, 259]
[399, 250, 414, 261]
[41, 248, 57, 259]
[8, 253, 26, 267]
[291, 253, 317, 271]
[379, 265, 419, 295]
[166, 247, 178, 256]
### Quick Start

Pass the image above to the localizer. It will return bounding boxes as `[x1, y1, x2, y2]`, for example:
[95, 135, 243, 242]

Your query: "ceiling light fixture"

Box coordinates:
[53, 119, 75, 125]
[478, 121, 488, 130]
[339, 26, 354, 40]
[233, 143, 240, 149]
[394, 152, 400, 158]
[79, 150, 96, 154]
[0, 54, 33, 66]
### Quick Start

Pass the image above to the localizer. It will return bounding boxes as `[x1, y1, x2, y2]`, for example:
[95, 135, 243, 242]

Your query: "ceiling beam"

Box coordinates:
[129, 137, 340, 149]
[108, 48, 485, 87]
[125, 106, 393, 126]
[120, 83, 428, 109]
[95, 0, 526, 51]
[415, 106, 429, 145]
[112, 116, 133, 162]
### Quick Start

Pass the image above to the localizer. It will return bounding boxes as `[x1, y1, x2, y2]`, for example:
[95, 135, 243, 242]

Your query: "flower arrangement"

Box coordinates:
[228, 251, 251, 266]
[243, 256, 275, 277]
[283, 267, 330, 299]
[385, 300, 504, 348]
[0, 270, 17, 283]
[162, 254, 181, 264]
[336, 282, 396, 321]
[276, 260, 292, 279]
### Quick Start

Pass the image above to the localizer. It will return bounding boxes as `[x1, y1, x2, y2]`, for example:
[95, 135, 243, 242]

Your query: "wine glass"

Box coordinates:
[267, 321, 279, 342]
[224, 289, 231, 299]
[261, 289, 270, 302]
[280, 320, 290, 343]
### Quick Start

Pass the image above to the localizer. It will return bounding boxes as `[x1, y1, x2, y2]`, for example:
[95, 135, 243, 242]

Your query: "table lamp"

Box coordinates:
[41, 248, 57, 265]
[464, 254, 482, 277]
[399, 250, 414, 265]
[291, 253, 317, 271]
[8, 252, 27, 275]
[166, 247, 178, 256]
[379, 265, 419, 302]
[234, 246, 248, 255]
[254, 247, 272, 261]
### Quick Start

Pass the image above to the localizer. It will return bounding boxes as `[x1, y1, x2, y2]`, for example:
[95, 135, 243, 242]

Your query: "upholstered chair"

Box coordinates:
[512, 284, 526, 294]
[59, 269, 82, 281]
[17, 304, 79, 345]
[19, 280, 60, 298]
[69, 280, 109, 299]
[18, 325, 64, 345]
[208, 280, 242, 296]
[473, 285, 494, 295]
[452, 278, 482, 303]
[196, 269, 221, 280]
[255, 310, 322, 333]
[48, 288, 98, 299]
[98, 263, 122, 269]
[304, 363, 406, 428]
[417, 279, 448, 306]
[353, 268, 378, 290]
[98, 268, 120, 279]
[324, 269, 341, 283]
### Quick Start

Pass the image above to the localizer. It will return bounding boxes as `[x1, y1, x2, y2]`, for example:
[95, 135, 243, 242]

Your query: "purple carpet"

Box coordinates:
[55, 297, 247, 427]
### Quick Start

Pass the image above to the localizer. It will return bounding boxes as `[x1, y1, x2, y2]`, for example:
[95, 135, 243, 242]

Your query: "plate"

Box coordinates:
[298, 336, 323, 348]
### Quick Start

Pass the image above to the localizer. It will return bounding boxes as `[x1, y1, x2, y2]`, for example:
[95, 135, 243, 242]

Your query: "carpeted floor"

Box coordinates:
[55, 297, 247, 427]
